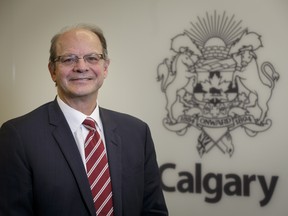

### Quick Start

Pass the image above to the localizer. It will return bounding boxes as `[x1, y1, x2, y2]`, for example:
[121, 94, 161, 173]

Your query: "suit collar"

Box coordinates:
[48, 100, 96, 216]
[48, 101, 123, 216]
[99, 108, 123, 215]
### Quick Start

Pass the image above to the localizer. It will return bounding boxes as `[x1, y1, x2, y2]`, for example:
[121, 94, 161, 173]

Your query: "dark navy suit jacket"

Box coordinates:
[0, 99, 168, 216]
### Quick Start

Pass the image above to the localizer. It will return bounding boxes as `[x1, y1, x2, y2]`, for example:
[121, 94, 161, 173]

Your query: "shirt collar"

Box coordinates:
[57, 96, 103, 133]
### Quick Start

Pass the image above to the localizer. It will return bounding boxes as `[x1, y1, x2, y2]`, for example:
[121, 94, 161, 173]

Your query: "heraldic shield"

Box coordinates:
[157, 12, 279, 157]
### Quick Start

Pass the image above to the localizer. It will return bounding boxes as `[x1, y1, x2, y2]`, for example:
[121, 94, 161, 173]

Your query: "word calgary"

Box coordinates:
[160, 163, 279, 206]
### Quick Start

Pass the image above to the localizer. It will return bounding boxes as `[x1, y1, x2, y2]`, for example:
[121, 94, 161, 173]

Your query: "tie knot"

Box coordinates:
[82, 117, 96, 131]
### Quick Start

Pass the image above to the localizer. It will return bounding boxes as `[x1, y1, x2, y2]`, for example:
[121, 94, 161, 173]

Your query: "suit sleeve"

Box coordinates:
[142, 124, 168, 216]
[0, 122, 34, 215]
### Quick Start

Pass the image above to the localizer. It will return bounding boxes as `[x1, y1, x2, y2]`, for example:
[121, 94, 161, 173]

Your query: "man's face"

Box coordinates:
[49, 29, 109, 103]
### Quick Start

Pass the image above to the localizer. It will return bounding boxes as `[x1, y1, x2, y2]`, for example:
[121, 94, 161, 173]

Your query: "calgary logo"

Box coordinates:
[157, 11, 280, 157]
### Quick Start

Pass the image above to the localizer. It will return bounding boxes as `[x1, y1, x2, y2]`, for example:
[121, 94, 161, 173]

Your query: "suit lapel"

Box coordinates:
[48, 101, 96, 216]
[100, 108, 123, 216]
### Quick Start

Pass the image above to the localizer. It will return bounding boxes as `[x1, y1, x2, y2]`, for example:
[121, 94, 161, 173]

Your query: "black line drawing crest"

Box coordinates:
[157, 11, 280, 157]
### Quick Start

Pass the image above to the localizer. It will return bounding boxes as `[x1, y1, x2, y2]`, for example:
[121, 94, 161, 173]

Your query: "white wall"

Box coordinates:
[1, 0, 288, 215]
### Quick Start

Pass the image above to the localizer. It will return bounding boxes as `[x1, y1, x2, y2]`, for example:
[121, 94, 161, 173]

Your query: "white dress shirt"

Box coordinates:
[56, 96, 106, 170]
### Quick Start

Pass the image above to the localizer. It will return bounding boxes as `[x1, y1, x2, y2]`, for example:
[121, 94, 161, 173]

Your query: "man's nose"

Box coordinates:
[73, 58, 89, 72]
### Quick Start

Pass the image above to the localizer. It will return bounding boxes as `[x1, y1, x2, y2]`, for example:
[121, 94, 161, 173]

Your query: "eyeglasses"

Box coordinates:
[53, 53, 105, 66]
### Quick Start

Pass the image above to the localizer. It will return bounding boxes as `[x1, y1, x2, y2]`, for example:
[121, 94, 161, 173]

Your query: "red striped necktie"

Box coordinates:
[83, 117, 114, 216]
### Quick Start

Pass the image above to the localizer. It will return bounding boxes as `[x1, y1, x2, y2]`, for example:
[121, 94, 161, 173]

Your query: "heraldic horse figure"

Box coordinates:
[157, 48, 198, 124]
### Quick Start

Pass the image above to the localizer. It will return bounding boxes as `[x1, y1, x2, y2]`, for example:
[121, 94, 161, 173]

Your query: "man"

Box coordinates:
[0, 24, 168, 216]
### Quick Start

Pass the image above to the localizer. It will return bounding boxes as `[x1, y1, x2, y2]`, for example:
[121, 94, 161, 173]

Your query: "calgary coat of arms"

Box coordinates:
[157, 12, 280, 157]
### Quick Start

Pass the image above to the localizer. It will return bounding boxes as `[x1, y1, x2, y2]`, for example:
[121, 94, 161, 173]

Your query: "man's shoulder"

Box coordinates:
[2, 101, 55, 128]
[99, 107, 147, 127]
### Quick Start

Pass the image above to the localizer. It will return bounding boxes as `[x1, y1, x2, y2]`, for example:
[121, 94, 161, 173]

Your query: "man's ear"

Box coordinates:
[48, 62, 56, 82]
[103, 59, 110, 78]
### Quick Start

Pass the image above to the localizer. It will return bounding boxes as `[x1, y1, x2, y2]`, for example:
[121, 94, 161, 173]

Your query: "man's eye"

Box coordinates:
[86, 56, 99, 62]
[62, 57, 75, 63]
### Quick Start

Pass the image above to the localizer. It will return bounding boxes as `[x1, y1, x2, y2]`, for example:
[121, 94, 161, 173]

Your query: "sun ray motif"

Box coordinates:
[186, 11, 244, 49]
